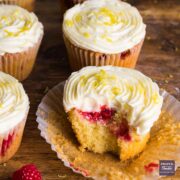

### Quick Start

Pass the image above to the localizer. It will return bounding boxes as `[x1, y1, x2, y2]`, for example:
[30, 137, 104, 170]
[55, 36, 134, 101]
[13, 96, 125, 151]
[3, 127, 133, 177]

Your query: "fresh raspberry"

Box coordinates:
[12, 164, 42, 180]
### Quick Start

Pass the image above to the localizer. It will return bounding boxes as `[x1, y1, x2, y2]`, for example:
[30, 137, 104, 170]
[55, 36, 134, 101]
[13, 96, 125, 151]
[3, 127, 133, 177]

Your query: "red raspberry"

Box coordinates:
[12, 164, 42, 180]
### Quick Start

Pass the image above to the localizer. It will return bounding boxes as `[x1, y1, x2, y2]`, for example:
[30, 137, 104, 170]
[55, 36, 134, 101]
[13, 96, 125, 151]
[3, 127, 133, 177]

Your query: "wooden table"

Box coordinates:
[0, 0, 179, 179]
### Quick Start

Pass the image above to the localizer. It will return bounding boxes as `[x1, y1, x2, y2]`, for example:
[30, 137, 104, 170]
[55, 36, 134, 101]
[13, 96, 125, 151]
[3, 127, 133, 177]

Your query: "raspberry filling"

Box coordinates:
[109, 119, 131, 141]
[0, 132, 15, 156]
[144, 162, 159, 173]
[79, 105, 115, 124]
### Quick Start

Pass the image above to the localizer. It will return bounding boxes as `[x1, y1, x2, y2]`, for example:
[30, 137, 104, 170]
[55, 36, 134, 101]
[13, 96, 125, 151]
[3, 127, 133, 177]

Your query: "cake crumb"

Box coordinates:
[44, 86, 49, 94]
[175, 47, 179, 52]
[147, 36, 151, 40]
[168, 74, 173, 78]
[164, 80, 169, 83]
[3, 163, 6, 167]
[175, 87, 180, 94]
[58, 174, 67, 179]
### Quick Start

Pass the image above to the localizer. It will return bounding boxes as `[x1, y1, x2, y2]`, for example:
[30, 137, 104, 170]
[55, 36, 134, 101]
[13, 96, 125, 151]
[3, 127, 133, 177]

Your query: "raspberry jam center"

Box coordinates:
[144, 162, 159, 173]
[109, 119, 131, 141]
[79, 105, 115, 124]
[0, 132, 15, 156]
[79, 106, 131, 142]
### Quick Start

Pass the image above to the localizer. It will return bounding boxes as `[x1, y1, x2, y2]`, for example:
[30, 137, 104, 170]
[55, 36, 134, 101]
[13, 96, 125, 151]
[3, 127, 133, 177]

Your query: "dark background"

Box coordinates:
[0, 0, 180, 179]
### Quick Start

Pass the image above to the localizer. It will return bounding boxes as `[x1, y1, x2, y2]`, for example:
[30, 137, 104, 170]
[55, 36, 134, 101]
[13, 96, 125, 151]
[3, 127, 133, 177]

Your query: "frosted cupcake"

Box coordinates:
[0, 5, 43, 81]
[63, 66, 163, 160]
[63, 0, 146, 70]
[0, 72, 29, 164]
[0, 0, 35, 11]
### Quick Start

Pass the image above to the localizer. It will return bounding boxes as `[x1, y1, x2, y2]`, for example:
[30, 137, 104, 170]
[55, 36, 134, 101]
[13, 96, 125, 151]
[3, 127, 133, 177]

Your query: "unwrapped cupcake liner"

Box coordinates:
[36, 82, 180, 179]
[63, 35, 144, 71]
[0, 0, 35, 11]
[0, 114, 28, 164]
[0, 36, 43, 81]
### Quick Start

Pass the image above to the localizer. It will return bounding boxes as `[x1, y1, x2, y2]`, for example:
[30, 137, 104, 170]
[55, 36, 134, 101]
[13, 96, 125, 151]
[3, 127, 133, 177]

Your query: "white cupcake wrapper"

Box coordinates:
[36, 82, 180, 179]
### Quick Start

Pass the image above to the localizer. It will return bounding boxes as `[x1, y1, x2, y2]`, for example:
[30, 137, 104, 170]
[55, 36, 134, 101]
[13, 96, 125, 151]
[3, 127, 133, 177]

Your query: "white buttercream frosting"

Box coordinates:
[63, 66, 163, 135]
[0, 5, 43, 55]
[0, 72, 29, 135]
[63, 0, 146, 54]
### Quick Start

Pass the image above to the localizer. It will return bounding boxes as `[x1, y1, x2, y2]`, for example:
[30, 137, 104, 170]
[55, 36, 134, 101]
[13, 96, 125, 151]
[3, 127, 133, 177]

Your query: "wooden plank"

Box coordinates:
[0, 0, 179, 179]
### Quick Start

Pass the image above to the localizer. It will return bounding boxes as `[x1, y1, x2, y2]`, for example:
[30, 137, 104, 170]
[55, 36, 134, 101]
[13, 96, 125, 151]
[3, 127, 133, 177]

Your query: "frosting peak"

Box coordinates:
[63, 66, 163, 135]
[0, 5, 43, 55]
[63, 0, 146, 53]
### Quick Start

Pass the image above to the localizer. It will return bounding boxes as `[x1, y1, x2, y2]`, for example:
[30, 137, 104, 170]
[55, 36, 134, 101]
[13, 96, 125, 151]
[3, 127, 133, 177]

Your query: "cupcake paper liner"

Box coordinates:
[0, 114, 28, 164]
[0, 36, 43, 81]
[63, 35, 144, 70]
[36, 82, 180, 179]
[0, 0, 35, 11]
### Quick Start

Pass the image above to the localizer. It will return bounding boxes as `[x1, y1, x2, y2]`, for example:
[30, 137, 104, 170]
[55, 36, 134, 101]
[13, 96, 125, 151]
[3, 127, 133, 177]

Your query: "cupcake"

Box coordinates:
[0, 5, 43, 81]
[63, 66, 163, 160]
[63, 0, 146, 70]
[0, 0, 35, 11]
[0, 71, 29, 164]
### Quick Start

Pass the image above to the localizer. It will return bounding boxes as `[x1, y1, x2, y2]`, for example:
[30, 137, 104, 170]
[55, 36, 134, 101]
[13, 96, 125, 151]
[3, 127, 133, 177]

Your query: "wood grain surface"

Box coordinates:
[0, 0, 180, 179]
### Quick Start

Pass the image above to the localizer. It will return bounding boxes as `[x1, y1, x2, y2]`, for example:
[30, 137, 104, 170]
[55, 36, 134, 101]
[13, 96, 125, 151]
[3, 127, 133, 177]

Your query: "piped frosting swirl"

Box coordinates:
[0, 5, 43, 55]
[0, 72, 29, 134]
[63, 0, 146, 53]
[63, 66, 163, 135]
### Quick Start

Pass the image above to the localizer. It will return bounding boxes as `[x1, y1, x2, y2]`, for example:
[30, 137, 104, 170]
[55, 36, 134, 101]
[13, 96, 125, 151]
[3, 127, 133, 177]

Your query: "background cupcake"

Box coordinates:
[63, 0, 146, 70]
[0, 0, 35, 11]
[0, 5, 43, 81]
[0, 72, 29, 164]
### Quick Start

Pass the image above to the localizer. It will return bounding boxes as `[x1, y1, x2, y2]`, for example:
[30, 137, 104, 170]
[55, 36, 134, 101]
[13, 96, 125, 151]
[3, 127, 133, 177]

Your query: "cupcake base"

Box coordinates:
[0, 0, 35, 11]
[0, 36, 42, 81]
[68, 109, 150, 161]
[63, 35, 144, 70]
[0, 118, 26, 164]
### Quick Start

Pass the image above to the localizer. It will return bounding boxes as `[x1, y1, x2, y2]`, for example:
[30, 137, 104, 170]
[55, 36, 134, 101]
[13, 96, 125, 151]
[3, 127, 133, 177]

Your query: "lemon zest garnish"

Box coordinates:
[65, 20, 74, 27]
[112, 87, 121, 95]
[121, 19, 128, 25]
[101, 34, 112, 43]
[137, 85, 144, 94]
[13, 10, 20, 16]
[0, 16, 8, 22]
[80, 75, 88, 87]
[128, 85, 133, 92]
[4, 30, 15, 37]
[3, 18, 32, 37]
[75, 14, 82, 23]
[106, 37, 112, 43]
[83, 32, 91, 38]
[98, 7, 117, 26]
[152, 93, 160, 104]
[92, 81, 98, 88]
